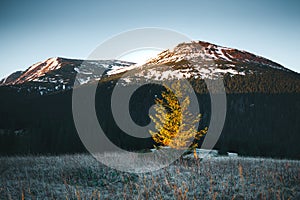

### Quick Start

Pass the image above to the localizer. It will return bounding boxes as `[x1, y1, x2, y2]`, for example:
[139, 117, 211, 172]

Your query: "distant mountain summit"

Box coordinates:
[0, 57, 134, 95]
[146, 41, 290, 71]
[1, 41, 299, 95]
[103, 41, 299, 93]
[1, 57, 135, 86]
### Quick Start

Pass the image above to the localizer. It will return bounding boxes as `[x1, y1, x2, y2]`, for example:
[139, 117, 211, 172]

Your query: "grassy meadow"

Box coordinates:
[0, 153, 300, 199]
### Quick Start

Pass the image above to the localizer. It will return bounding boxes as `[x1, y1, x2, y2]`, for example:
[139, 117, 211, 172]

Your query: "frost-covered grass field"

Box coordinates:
[0, 153, 299, 200]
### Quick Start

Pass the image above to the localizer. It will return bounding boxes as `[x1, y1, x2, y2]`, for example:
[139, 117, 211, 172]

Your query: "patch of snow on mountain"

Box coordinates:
[147, 41, 237, 66]
[133, 64, 245, 81]
[107, 64, 141, 75]
[14, 57, 63, 84]
[27, 61, 44, 73]
[215, 47, 232, 61]
[77, 77, 91, 85]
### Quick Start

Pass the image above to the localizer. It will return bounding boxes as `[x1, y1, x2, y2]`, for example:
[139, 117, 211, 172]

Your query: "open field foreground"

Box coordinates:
[0, 154, 300, 200]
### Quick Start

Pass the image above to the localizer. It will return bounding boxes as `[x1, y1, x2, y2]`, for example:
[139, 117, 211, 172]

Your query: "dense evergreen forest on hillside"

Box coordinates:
[0, 76, 299, 159]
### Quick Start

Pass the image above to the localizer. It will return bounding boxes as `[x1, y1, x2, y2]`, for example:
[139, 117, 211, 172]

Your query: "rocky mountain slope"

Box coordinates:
[2, 41, 298, 95]
[104, 41, 300, 93]
[0, 57, 134, 95]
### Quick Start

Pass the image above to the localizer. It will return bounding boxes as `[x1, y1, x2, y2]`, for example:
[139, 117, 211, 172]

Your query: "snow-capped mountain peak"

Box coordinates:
[0, 40, 297, 95]
[13, 57, 63, 85]
[27, 57, 61, 73]
[146, 41, 234, 65]
[146, 41, 287, 70]
[110, 41, 294, 83]
[0, 57, 135, 95]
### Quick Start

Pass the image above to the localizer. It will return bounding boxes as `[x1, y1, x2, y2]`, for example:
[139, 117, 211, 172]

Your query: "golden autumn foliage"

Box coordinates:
[149, 81, 207, 150]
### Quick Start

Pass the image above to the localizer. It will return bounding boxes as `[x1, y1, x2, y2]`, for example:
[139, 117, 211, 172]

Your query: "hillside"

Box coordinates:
[0, 41, 299, 158]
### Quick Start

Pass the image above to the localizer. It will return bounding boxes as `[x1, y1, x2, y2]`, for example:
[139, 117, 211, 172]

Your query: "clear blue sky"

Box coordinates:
[0, 0, 299, 78]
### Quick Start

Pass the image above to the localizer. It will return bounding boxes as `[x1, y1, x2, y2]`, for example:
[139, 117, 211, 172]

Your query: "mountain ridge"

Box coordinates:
[0, 40, 299, 95]
[0, 41, 299, 158]
[146, 41, 289, 71]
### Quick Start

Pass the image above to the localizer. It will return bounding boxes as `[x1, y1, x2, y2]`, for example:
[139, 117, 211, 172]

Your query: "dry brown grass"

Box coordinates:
[0, 154, 299, 199]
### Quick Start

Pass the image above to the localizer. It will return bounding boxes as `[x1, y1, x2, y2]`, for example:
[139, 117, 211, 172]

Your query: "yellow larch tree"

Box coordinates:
[149, 81, 207, 153]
